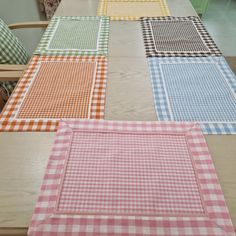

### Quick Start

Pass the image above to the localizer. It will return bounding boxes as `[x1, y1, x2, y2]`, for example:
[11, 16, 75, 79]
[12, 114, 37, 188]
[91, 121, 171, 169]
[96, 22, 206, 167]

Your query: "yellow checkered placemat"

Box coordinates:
[98, 0, 170, 20]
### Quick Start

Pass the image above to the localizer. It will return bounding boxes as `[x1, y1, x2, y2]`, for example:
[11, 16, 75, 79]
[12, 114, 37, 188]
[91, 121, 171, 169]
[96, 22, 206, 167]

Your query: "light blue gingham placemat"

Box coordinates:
[148, 56, 236, 134]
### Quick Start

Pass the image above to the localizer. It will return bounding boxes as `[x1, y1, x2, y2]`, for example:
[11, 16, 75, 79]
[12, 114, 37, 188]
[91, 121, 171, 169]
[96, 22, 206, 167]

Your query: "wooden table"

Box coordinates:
[0, 0, 236, 235]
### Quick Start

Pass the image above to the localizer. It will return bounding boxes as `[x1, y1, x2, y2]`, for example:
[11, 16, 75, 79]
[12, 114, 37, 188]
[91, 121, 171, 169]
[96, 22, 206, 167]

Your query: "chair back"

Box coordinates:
[0, 18, 30, 65]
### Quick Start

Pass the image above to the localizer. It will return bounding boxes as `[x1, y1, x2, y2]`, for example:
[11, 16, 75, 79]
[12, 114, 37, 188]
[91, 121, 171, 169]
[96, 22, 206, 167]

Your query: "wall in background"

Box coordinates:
[0, 0, 46, 55]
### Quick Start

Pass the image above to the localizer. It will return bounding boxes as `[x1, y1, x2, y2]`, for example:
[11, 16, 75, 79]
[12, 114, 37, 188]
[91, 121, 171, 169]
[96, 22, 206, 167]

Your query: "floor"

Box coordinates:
[202, 0, 236, 56]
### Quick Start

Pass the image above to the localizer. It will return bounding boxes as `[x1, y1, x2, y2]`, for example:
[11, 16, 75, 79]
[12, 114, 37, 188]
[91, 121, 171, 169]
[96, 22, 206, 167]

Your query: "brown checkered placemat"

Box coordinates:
[141, 16, 222, 57]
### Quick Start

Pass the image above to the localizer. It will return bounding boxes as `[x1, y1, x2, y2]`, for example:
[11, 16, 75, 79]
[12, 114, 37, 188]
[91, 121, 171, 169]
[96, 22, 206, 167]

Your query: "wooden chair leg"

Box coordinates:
[0, 95, 5, 111]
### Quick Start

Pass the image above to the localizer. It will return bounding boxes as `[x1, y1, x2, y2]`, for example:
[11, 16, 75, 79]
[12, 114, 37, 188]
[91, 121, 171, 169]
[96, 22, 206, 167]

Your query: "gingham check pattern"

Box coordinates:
[148, 56, 236, 134]
[34, 16, 109, 56]
[17, 61, 96, 119]
[0, 19, 28, 104]
[48, 20, 101, 50]
[98, 0, 170, 21]
[141, 16, 222, 57]
[0, 56, 107, 131]
[28, 119, 235, 236]
[58, 130, 204, 215]
[0, 18, 29, 64]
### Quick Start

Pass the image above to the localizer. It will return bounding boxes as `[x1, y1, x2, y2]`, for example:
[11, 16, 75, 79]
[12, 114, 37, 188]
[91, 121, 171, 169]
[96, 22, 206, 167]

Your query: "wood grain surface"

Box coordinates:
[0, 0, 235, 235]
[0, 133, 55, 227]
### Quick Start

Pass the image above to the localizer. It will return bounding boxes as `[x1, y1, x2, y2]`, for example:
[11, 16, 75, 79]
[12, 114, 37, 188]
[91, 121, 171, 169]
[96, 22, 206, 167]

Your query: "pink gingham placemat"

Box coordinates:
[28, 120, 235, 236]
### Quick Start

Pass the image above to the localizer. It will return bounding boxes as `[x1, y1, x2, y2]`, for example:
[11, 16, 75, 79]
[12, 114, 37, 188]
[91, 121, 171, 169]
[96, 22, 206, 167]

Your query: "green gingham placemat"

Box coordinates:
[34, 16, 109, 56]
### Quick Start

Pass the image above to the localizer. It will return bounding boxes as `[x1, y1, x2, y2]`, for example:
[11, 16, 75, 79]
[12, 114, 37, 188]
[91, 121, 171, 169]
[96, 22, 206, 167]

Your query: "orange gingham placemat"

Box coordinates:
[0, 56, 107, 131]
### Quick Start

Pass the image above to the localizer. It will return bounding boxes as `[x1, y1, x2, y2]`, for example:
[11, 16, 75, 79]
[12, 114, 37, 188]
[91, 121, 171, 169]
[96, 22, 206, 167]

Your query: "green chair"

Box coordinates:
[0, 18, 48, 110]
[190, 0, 209, 17]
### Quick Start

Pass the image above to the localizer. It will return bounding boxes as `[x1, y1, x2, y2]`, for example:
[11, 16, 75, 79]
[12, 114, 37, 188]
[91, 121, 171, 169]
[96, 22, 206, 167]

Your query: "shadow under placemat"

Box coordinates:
[206, 56, 236, 230]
